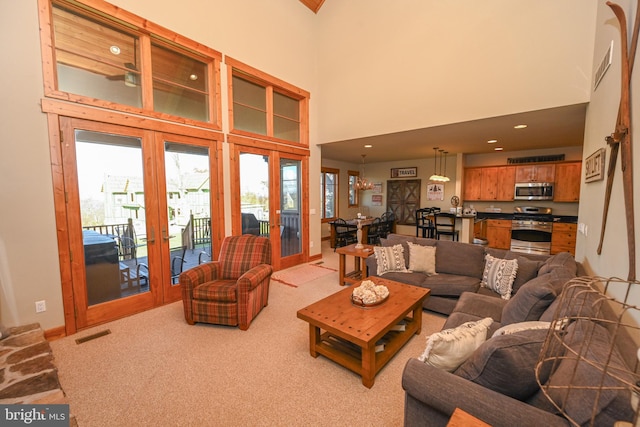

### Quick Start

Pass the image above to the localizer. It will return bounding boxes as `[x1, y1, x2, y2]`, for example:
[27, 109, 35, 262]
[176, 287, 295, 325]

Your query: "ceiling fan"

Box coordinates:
[106, 62, 139, 86]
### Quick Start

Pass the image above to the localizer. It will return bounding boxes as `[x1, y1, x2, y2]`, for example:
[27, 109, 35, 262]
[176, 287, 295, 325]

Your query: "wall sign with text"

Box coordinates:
[390, 167, 417, 178]
[585, 148, 606, 183]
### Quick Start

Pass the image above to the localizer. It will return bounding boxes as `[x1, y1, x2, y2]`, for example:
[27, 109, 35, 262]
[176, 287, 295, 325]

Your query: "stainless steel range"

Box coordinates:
[510, 206, 554, 256]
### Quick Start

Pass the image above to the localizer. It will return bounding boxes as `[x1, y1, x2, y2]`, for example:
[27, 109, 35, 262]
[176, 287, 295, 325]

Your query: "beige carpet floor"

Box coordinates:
[50, 242, 446, 426]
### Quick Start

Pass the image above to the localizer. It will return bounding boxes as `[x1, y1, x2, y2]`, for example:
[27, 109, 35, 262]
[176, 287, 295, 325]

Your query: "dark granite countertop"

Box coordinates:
[474, 212, 578, 224]
[475, 212, 514, 220]
[552, 215, 578, 223]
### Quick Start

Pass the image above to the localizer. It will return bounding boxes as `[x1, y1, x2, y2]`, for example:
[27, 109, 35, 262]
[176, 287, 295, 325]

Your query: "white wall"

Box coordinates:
[315, 0, 597, 144]
[578, 0, 640, 285]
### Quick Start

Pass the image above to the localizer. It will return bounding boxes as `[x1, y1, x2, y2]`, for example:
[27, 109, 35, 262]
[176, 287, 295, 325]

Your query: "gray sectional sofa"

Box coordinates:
[365, 233, 577, 315]
[364, 234, 638, 426]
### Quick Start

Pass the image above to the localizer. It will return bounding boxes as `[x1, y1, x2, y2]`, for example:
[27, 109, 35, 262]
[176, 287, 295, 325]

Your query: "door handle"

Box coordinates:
[162, 228, 170, 241]
[148, 228, 156, 244]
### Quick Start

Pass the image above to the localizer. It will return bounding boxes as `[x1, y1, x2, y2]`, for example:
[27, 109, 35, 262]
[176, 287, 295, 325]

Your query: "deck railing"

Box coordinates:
[83, 218, 137, 261]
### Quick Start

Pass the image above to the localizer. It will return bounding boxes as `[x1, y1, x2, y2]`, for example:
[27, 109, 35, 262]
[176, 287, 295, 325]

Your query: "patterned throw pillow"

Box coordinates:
[407, 242, 437, 275]
[481, 254, 519, 300]
[418, 317, 493, 372]
[374, 244, 409, 275]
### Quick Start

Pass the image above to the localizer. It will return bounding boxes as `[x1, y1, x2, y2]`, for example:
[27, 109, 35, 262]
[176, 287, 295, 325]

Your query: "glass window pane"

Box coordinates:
[152, 43, 209, 121]
[274, 116, 299, 142]
[274, 92, 299, 120]
[233, 76, 266, 109]
[281, 159, 301, 257]
[76, 131, 149, 305]
[153, 82, 208, 122]
[324, 172, 336, 218]
[53, 5, 142, 108]
[234, 104, 267, 135]
[240, 153, 269, 236]
[151, 44, 207, 91]
[164, 142, 211, 284]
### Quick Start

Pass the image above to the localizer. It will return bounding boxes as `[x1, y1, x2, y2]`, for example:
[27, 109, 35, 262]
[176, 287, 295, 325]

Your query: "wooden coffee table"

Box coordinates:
[296, 276, 430, 388]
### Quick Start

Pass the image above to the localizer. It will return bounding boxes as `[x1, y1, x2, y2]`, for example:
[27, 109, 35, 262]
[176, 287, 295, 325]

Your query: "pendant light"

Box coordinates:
[440, 150, 450, 182]
[429, 147, 441, 181]
[429, 147, 449, 182]
[354, 154, 375, 191]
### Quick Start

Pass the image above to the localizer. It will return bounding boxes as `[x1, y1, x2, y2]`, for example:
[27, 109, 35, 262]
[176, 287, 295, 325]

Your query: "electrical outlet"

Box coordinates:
[35, 300, 46, 313]
[310, 241, 314, 248]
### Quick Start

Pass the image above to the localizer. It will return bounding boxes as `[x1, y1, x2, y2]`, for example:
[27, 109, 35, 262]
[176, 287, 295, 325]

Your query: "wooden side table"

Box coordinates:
[446, 408, 491, 427]
[335, 243, 374, 286]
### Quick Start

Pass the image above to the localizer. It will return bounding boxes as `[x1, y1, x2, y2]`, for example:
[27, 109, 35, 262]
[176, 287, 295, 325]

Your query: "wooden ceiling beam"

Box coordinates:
[299, 0, 325, 14]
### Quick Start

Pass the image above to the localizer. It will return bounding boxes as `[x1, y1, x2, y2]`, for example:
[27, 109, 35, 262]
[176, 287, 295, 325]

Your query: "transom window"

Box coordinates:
[227, 57, 309, 147]
[45, 0, 221, 127]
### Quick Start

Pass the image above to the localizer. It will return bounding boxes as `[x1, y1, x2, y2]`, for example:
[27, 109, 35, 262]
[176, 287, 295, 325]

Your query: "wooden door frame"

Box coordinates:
[153, 131, 223, 302]
[45, 101, 224, 335]
[229, 137, 309, 271]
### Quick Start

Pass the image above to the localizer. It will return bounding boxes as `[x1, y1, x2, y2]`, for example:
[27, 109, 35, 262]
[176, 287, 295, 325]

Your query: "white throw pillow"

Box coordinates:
[492, 321, 551, 338]
[481, 254, 519, 300]
[407, 242, 437, 275]
[374, 244, 410, 275]
[418, 317, 493, 372]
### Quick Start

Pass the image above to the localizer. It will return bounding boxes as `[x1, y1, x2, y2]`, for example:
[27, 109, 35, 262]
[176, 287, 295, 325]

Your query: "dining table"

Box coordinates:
[329, 217, 377, 248]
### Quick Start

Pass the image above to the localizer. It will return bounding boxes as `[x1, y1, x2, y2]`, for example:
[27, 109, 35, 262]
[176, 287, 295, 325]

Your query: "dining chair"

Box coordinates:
[367, 217, 383, 245]
[171, 245, 187, 284]
[333, 218, 358, 250]
[434, 211, 459, 241]
[415, 208, 435, 238]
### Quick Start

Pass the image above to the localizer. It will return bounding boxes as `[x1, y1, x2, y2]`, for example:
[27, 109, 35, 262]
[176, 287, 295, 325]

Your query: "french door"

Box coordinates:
[59, 117, 217, 329]
[234, 146, 307, 270]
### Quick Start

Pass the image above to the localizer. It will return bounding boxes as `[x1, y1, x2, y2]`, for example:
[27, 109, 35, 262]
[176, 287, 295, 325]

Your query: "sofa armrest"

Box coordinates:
[402, 358, 569, 427]
[238, 263, 273, 292]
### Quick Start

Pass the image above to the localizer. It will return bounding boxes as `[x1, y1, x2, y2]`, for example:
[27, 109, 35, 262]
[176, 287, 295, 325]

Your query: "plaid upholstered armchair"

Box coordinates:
[179, 234, 273, 330]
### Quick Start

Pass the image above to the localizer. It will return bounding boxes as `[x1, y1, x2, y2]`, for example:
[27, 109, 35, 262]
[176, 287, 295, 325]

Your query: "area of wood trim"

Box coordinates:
[299, 0, 325, 14]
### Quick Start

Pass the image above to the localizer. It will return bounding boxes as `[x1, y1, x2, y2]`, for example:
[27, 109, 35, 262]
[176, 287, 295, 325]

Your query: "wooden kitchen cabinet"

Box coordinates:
[485, 219, 512, 250]
[464, 168, 483, 200]
[496, 166, 516, 200]
[554, 162, 582, 202]
[463, 166, 516, 201]
[515, 164, 556, 183]
[551, 222, 577, 256]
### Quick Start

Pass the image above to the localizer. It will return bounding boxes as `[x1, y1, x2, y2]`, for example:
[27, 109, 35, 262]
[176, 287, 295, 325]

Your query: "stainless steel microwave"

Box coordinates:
[514, 182, 554, 200]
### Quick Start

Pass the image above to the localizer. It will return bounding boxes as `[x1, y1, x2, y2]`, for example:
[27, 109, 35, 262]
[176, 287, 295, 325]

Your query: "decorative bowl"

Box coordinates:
[351, 293, 389, 307]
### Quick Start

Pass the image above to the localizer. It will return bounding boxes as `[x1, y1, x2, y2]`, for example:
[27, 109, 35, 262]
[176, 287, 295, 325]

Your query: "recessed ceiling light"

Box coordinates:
[487, 139, 497, 144]
[189, 74, 198, 81]
[109, 45, 121, 55]
[514, 124, 528, 129]
[494, 147, 504, 151]
[364, 144, 373, 148]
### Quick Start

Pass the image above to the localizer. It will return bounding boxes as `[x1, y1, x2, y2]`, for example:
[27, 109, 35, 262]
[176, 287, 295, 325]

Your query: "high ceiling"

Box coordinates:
[320, 104, 588, 164]
[298, 1, 588, 165]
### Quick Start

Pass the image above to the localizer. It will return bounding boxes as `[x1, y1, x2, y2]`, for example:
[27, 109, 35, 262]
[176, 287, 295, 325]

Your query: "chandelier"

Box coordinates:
[354, 154, 375, 191]
[429, 147, 450, 183]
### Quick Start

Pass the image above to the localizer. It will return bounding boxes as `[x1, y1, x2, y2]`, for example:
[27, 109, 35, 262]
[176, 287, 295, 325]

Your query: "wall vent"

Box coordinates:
[75, 329, 111, 344]
[507, 154, 565, 164]
[594, 40, 613, 91]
